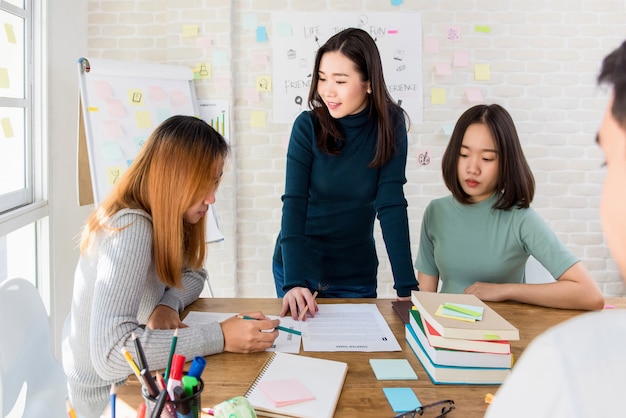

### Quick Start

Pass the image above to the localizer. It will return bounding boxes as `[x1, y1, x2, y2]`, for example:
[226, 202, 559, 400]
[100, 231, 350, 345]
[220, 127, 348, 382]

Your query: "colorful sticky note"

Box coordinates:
[212, 50, 228, 66]
[250, 111, 266, 127]
[1, 117, 14, 138]
[155, 108, 170, 123]
[465, 88, 483, 103]
[370, 359, 417, 380]
[475, 64, 491, 81]
[442, 122, 455, 135]
[382, 388, 420, 413]
[252, 51, 269, 66]
[170, 91, 189, 107]
[416, 150, 432, 166]
[128, 89, 144, 106]
[435, 63, 452, 76]
[430, 88, 446, 105]
[423, 37, 439, 54]
[93, 80, 113, 99]
[475, 25, 491, 33]
[276, 21, 293, 38]
[101, 142, 124, 160]
[0, 68, 10, 89]
[245, 88, 260, 102]
[242, 14, 258, 30]
[195, 62, 211, 79]
[148, 85, 167, 102]
[453, 51, 470, 67]
[134, 136, 148, 151]
[106, 166, 125, 186]
[391, 0, 404, 5]
[258, 378, 315, 407]
[256, 75, 272, 92]
[102, 120, 124, 138]
[106, 100, 126, 117]
[446, 27, 461, 41]
[195, 36, 213, 48]
[135, 111, 152, 129]
[182, 24, 199, 37]
[256, 26, 268, 42]
[4, 23, 16, 44]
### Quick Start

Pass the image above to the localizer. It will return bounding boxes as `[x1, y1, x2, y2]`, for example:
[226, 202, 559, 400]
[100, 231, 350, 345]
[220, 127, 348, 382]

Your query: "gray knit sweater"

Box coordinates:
[62, 209, 223, 417]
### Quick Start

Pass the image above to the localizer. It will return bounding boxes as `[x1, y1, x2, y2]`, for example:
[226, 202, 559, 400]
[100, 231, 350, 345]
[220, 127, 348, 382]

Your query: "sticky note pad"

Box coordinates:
[382, 387, 421, 413]
[258, 378, 315, 407]
[370, 359, 417, 380]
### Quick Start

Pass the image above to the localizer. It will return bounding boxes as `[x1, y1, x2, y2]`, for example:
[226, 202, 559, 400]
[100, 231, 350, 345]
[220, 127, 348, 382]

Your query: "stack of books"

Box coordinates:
[405, 291, 519, 385]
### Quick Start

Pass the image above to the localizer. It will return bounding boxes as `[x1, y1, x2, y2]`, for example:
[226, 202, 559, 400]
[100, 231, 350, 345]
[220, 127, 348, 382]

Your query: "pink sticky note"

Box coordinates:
[170, 91, 189, 107]
[148, 86, 167, 102]
[106, 99, 126, 117]
[465, 88, 483, 103]
[446, 27, 461, 41]
[424, 37, 439, 54]
[258, 378, 315, 407]
[93, 80, 113, 100]
[453, 51, 470, 67]
[102, 120, 124, 138]
[435, 63, 452, 76]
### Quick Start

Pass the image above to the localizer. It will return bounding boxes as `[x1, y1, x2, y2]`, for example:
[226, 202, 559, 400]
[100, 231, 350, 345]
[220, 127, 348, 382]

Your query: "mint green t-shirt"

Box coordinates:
[415, 194, 578, 294]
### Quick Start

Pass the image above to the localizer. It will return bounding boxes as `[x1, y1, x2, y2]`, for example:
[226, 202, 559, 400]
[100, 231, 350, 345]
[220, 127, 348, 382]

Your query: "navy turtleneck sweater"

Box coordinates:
[273, 105, 418, 297]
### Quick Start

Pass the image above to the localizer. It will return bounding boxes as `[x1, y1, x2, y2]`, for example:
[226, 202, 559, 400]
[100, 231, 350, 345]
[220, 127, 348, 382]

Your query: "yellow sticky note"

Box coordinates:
[106, 166, 125, 186]
[182, 24, 199, 37]
[475, 64, 491, 81]
[135, 111, 152, 129]
[128, 89, 144, 106]
[250, 111, 266, 128]
[4, 23, 16, 44]
[256, 75, 272, 92]
[0, 68, 9, 89]
[194, 62, 211, 79]
[1, 117, 14, 138]
[430, 88, 446, 105]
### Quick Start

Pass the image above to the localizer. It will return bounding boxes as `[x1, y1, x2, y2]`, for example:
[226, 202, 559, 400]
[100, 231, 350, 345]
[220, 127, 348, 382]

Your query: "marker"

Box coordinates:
[164, 328, 179, 383]
[240, 315, 302, 336]
[166, 353, 185, 400]
[188, 356, 206, 379]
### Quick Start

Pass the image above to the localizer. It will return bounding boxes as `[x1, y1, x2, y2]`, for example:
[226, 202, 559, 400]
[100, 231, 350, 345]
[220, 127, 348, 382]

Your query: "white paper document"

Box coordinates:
[301, 304, 401, 352]
[182, 311, 302, 353]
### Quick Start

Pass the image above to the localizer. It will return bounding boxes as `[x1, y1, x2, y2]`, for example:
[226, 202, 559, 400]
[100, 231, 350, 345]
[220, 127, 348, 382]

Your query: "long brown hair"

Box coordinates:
[80, 115, 230, 287]
[308, 27, 408, 167]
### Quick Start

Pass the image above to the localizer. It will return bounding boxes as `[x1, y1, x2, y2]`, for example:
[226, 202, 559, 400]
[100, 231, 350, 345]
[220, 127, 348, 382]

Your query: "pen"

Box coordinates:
[155, 373, 178, 417]
[150, 389, 168, 418]
[110, 383, 116, 418]
[132, 332, 149, 372]
[240, 315, 302, 336]
[140, 368, 160, 398]
[298, 290, 318, 321]
[188, 355, 206, 379]
[164, 328, 179, 384]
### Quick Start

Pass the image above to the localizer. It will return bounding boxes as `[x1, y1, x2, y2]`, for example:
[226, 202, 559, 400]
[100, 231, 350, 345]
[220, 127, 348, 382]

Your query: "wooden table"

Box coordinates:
[115, 297, 626, 417]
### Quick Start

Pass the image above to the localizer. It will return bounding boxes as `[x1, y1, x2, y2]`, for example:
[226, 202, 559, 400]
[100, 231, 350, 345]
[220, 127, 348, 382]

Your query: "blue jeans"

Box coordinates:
[273, 261, 377, 298]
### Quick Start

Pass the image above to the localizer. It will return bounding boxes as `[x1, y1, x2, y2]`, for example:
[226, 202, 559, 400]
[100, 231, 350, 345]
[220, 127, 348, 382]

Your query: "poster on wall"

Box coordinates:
[271, 12, 423, 124]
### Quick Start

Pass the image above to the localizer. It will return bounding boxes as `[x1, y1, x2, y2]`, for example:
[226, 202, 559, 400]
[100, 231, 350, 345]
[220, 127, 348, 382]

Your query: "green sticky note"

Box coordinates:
[370, 359, 418, 380]
[475, 25, 491, 33]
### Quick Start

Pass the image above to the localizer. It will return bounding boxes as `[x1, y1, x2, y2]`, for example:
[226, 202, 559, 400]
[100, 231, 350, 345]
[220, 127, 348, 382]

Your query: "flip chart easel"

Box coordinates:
[77, 57, 223, 242]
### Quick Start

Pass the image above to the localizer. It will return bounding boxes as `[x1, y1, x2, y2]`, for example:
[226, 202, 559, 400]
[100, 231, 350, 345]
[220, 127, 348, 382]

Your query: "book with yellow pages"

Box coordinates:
[244, 352, 348, 418]
[411, 291, 520, 341]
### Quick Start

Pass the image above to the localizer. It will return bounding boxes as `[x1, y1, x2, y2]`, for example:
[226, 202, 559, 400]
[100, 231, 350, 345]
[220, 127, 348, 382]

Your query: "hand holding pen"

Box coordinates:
[220, 312, 279, 353]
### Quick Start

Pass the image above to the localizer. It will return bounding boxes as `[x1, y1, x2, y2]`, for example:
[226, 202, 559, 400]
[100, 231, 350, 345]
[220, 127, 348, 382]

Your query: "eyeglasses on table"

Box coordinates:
[393, 399, 455, 418]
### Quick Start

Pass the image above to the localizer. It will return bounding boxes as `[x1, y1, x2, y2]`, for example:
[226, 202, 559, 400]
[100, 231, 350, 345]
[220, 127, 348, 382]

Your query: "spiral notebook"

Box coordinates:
[244, 352, 348, 418]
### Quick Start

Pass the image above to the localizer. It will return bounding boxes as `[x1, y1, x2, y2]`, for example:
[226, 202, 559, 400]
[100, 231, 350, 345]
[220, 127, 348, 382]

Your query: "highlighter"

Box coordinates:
[166, 353, 185, 400]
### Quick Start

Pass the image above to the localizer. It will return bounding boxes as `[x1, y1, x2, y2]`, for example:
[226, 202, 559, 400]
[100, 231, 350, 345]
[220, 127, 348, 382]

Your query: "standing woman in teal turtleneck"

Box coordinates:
[273, 27, 419, 319]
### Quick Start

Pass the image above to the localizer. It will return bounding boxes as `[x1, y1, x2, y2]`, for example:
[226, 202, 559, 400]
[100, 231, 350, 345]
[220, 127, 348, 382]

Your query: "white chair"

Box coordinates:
[0, 278, 67, 418]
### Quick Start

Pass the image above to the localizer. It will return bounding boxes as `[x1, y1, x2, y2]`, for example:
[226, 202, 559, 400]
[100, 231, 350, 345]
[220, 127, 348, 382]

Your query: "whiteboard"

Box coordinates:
[77, 57, 224, 243]
[271, 12, 423, 124]
[77, 57, 198, 205]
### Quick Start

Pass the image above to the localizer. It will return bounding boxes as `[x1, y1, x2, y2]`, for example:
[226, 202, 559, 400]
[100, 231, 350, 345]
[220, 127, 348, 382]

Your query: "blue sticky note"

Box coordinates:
[391, 0, 403, 5]
[383, 388, 421, 413]
[370, 359, 417, 380]
[256, 26, 268, 42]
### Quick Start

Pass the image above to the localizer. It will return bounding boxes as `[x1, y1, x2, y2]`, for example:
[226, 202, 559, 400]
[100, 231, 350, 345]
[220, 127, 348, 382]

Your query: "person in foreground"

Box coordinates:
[62, 116, 279, 418]
[415, 103, 604, 311]
[485, 39, 626, 417]
[273, 27, 418, 319]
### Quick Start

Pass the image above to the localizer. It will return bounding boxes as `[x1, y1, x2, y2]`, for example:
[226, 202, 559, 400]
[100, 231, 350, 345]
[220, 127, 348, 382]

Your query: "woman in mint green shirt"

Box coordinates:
[415, 104, 604, 310]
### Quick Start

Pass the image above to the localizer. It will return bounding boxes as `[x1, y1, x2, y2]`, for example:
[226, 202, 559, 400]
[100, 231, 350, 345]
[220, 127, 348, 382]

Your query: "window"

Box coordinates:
[0, 0, 48, 303]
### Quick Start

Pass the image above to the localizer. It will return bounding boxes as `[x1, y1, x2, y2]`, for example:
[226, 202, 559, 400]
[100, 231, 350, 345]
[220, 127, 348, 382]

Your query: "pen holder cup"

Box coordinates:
[142, 375, 204, 418]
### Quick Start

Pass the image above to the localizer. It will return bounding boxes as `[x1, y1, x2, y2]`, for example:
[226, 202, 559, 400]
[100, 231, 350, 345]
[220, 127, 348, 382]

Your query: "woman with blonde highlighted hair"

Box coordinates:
[63, 115, 279, 418]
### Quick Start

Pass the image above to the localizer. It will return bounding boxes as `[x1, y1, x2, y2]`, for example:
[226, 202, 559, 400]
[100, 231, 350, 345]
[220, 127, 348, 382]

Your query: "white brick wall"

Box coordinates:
[87, 0, 626, 298]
